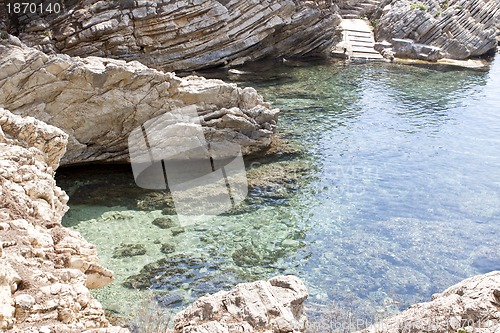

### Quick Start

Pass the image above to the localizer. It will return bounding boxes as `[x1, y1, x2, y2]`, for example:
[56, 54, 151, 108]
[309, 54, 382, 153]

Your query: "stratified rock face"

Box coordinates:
[374, 0, 499, 59]
[0, 108, 127, 332]
[6, 0, 340, 71]
[0, 1, 9, 31]
[356, 271, 500, 333]
[173, 275, 309, 333]
[496, 14, 500, 44]
[0, 38, 279, 166]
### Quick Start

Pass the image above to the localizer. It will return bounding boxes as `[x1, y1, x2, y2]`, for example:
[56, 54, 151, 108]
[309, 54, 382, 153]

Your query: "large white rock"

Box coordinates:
[356, 271, 500, 333]
[173, 275, 309, 333]
[0, 108, 128, 332]
[0, 39, 279, 165]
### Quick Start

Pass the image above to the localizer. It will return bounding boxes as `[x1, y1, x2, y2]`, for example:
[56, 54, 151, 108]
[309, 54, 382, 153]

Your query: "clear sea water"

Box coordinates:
[57, 56, 500, 326]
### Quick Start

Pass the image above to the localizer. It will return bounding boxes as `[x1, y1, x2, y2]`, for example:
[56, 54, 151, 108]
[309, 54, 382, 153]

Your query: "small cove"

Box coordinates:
[57, 57, 500, 323]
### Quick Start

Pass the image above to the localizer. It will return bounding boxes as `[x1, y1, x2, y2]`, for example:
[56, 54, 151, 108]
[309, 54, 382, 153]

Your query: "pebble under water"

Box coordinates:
[57, 57, 500, 325]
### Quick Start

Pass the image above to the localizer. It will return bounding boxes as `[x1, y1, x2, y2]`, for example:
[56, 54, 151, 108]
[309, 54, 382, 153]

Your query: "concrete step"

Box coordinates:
[340, 22, 372, 32]
[352, 46, 378, 52]
[351, 41, 375, 46]
[349, 37, 374, 44]
[346, 33, 373, 39]
[352, 52, 385, 59]
[334, 18, 383, 62]
[352, 47, 380, 55]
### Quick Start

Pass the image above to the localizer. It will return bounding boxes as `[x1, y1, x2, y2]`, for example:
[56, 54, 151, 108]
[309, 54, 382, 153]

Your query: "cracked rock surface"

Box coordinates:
[173, 275, 309, 333]
[373, 0, 499, 59]
[355, 271, 500, 333]
[0, 37, 279, 166]
[4, 0, 341, 71]
[0, 108, 127, 332]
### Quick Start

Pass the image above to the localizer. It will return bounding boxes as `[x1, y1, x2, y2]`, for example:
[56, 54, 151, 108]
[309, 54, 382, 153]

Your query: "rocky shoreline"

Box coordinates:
[372, 0, 499, 61]
[1, 0, 498, 69]
[1, 0, 341, 72]
[0, 108, 125, 332]
[1, 0, 500, 332]
[0, 36, 279, 166]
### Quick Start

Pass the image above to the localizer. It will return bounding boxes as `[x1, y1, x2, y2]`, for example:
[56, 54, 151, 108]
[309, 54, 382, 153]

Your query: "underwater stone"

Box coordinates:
[281, 239, 300, 248]
[137, 192, 176, 211]
[123, 258, 171, 289]
[155, 293, 184, 307]
[122, 254, 238, 301]
[160, 243, 175, 254]
[161, 207, 177, 215]
[152, 217, 178, 229]
[232, 246, 261, 267]
[171, 227, 185, 236]
[472, 256, 500, 274]
[112, 243, 147, 258]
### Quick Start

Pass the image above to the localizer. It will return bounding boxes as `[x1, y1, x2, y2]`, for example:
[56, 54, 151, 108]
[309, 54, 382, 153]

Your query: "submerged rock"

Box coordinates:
[113, 243, 147, 258]
[152, 217, 178, 230]
[122, 254, 246, 304]
[173, 275, 308, 333]
[160, 243, 176, 254]
[473, 257, 500, 274]
[154, 293, 184, 308]
[232, 246, 262, 267]
[137, 192, 176, 212]
[171, 227, 186, 237]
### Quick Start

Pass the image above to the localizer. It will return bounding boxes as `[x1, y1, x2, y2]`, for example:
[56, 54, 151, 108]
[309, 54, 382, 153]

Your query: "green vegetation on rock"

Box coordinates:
[410, 3, 428, 11]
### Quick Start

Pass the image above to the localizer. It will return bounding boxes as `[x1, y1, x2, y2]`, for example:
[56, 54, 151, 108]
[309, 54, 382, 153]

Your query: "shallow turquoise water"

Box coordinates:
[58, 57, 500, 324]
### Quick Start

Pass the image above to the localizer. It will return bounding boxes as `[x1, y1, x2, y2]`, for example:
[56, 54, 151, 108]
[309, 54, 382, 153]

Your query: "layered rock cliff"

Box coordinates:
[0, 36, 279, 166]
[0, 108, 126, 332]
[1, 0, 341, 71]
[372, 0, 500, 59]
[496, 14, 500, 44]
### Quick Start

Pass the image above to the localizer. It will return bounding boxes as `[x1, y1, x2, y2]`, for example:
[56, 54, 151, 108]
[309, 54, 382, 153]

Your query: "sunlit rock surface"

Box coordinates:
[0, 38, 279, 165]
[373, 0, 499, 59]
[356, 271, 500, 333]
[0, 108, 127, 332]
[173, 275, 308, 333]
[3, 0, 341, 71]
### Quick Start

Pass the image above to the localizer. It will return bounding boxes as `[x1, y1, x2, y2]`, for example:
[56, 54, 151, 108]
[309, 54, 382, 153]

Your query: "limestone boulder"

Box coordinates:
[4, 0, 340, 71]
[0, 108, 127, 332]
[0, 261, 21, 330]
[0, 38, 279, 166]
[173, 275, 309, 333]
[373, 0, 499, 59]
[375, 38, 445, 61]
[355, 271, 500, 333]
